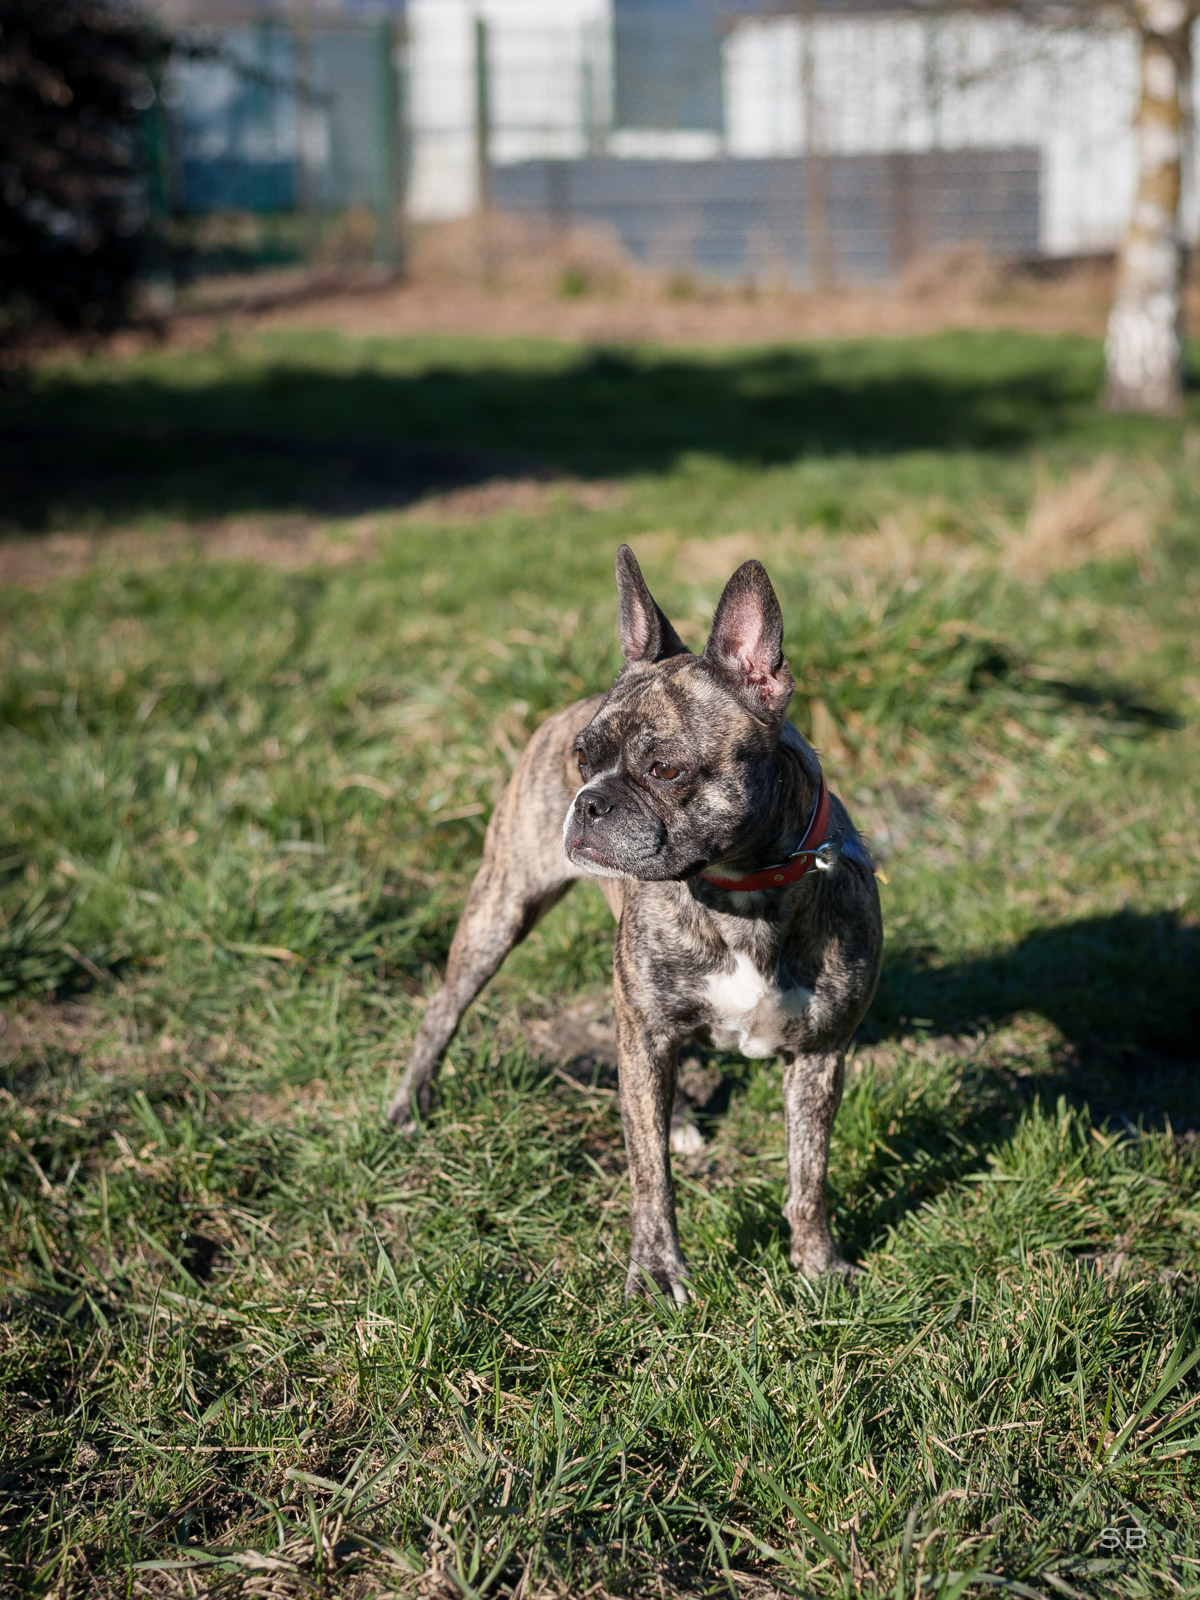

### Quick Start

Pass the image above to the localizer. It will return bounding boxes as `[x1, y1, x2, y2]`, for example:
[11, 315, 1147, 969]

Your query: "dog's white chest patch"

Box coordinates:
[703, 952, 813, 1059]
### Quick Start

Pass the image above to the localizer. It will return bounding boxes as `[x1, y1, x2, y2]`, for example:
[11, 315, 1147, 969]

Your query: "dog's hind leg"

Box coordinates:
[385, 867, 573, 1131]
[386, 700, 596, 1132]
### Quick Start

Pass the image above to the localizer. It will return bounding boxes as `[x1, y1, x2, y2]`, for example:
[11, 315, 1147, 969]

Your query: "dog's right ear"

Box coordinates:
[614, 545, 689, 665]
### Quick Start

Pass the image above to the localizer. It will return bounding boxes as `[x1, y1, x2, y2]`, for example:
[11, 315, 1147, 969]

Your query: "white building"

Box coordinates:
[406, 0, 610, 220]
[406, 0, 1200, 259]
[724, 12, 1161, 258]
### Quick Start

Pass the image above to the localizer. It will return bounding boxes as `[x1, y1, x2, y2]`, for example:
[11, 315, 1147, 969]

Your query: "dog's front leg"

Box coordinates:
[782, 1051, 855, 1277]
[614, 976, 688, 1304]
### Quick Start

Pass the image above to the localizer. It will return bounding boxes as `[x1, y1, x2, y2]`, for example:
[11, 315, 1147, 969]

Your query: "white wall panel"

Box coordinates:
[725, 12, 1188, 256]
[407, 0, 610, 220]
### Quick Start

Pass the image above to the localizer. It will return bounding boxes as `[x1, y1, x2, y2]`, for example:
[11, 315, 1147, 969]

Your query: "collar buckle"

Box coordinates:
[812, 840, 838, 872]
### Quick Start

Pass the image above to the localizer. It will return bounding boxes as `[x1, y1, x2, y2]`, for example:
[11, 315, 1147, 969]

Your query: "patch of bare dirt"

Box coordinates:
[521, 993, 727, 1144]
[0, 998, 113, 1072]
[0, 474, 631, 589]
[143, 226, 1149, 352]
[524, 994, 619, 1090]
[0, 514, 377, 590]
[170, 264, 1114, 349]
[403, 476, 626, 524]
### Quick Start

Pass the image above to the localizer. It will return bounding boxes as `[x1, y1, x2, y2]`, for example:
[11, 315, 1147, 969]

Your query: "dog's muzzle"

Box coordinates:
[563, 780, 621, 872]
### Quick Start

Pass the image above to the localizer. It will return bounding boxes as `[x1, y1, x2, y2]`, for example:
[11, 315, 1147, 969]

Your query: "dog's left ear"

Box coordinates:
[703, 560, 794, 719]
[615, 545, 690, 664]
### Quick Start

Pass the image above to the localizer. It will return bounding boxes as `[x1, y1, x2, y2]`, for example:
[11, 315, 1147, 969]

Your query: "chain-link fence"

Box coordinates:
[155, 13, 403, 280]
[409, 3, 1199, 288]
[151, 2, 1200, 292]
[489, 150, 1039, 286]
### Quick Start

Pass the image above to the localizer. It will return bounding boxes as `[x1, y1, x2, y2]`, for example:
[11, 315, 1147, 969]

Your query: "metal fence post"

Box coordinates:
[393, 19, 411, 280]
[292, 0, 318, 267]
[582, 17, 609, 156]
[143, 39, 175, 313]
[255, 16, 283, 262]
[475, 15, 493, 278]
[924, 12, 942, 149]
[374, 17, 401, 272]
[582, 38, 597, 157]
[475, 16, 491, 211]
[801, 6, 833, 288]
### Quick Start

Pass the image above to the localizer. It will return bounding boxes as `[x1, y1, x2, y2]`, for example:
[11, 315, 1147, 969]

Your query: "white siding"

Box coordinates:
[407, 0, 610, 220]
[723, 13, 1175, 256]
[408, 2, 1198, 258]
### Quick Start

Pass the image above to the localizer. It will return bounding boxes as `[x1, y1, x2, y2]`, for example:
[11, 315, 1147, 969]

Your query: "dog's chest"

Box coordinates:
[702, 951, 813, 1059]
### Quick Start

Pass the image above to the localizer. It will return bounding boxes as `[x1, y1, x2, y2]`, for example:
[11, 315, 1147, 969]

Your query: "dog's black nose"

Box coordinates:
[576, 787, 613, 821]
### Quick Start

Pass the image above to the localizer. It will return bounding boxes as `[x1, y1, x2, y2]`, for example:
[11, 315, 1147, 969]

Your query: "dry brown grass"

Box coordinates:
[996, 457, 1162, 578]
[635, 457, 1166, 594]
[4, 457, 1160, 598]
[636, 518, 970, 597]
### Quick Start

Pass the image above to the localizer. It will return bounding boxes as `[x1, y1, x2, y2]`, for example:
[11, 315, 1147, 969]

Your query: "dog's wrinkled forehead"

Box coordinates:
[581, 656, 750, 765]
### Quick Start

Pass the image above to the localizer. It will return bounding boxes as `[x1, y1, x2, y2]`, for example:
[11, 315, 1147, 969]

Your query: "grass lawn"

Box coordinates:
[2, 327, 1200, 1599]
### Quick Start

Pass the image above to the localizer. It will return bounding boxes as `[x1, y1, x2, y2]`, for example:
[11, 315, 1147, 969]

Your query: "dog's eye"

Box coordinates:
[649, 762, 681, 781]
[576, 753, 588, 780]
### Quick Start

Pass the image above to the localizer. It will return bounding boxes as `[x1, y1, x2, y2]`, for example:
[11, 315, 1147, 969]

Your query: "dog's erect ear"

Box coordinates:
[614, 545, 689, 665]
[703, 560, 794, 719]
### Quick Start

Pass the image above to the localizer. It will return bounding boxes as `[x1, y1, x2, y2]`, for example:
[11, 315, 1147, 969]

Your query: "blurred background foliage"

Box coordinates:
[0, 0, 164, 347]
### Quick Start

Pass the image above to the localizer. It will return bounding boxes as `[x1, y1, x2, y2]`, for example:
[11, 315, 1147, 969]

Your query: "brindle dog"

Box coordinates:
[388, 548, 883, 1302]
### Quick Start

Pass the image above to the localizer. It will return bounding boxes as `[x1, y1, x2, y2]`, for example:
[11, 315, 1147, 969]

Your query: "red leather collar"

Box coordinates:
[700, 776, 831, 893]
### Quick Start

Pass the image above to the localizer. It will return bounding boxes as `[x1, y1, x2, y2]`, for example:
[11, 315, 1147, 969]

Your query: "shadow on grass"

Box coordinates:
[0, 422, 528, 533]
[1, 334, 1175, 531]
[539, 905, 1199, 1129]
[872, 906, 1200, 1120]
[540, 905, 1198, 1269]
[675, 907, 1200, 1267]
[825, 907, 1200, 1258]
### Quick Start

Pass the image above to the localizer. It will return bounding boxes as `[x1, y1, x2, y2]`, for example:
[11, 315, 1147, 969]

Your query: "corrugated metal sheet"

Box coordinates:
[492, 149, 1040, 284]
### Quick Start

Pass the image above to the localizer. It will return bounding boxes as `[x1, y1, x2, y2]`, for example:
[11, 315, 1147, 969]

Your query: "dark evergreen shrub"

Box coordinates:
[0, 0, 161, 343]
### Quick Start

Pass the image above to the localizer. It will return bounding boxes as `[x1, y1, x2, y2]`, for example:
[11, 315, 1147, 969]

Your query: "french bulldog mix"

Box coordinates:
[387, 548, 883, 1303]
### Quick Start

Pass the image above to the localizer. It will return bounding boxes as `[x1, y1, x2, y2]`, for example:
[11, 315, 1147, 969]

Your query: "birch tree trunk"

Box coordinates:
[1105, 0, 1192, 414]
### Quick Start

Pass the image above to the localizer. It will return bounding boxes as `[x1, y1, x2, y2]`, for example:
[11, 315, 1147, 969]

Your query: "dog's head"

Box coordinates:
[563, 545, 801, 881]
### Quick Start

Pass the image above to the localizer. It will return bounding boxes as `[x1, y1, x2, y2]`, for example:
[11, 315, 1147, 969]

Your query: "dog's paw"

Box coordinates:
[826, 1254, 864, 1283]
[669, 1111, 705, 1156]
[789, 1234, 862, 1281]
[385, 1077, 428, 1134]
[624, 1257, 691, 1306]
